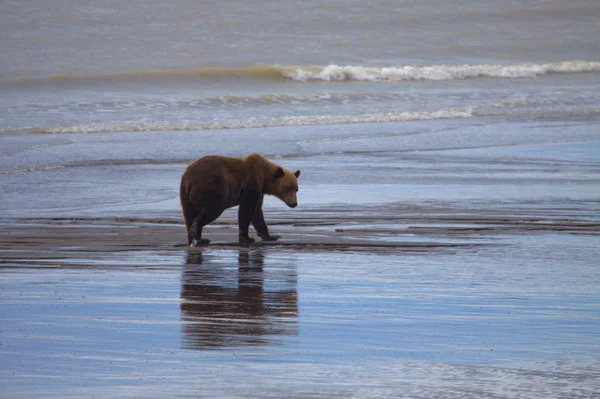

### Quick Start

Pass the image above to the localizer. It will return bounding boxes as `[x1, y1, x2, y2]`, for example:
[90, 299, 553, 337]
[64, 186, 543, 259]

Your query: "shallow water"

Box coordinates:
[2, 118, 600, 397]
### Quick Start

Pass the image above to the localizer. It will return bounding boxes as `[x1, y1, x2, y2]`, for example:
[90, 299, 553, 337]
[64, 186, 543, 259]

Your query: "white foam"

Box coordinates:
[0, 164, 67, 175]
[22, 108, 475, 134]
[282, 61, 600, 82]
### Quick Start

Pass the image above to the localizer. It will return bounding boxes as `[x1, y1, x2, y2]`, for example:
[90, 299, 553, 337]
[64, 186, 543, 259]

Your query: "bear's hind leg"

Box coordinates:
[188, 205, 225, 247]
[189, 224, 210, 247]
[182, 206, 199, 245]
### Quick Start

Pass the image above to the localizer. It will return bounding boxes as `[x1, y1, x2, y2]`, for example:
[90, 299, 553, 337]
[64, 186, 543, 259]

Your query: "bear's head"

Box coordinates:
[271, 168, 301, 208]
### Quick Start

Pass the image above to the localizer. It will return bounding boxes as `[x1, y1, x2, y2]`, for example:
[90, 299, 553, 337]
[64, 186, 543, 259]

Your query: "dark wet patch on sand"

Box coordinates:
[3, 202, 598, 258]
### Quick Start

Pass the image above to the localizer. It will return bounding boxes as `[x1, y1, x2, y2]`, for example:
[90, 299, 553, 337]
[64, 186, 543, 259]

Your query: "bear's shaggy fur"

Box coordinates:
[180, 153, 301, 246]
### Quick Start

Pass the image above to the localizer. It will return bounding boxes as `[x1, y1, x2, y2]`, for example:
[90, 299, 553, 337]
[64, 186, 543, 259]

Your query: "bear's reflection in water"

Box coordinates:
[181, 249, 298, 349]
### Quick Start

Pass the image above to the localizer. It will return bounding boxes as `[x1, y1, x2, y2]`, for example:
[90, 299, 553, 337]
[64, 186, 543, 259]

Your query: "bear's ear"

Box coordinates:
[294, 170, 301, 178]
[274, 167, 285, 179]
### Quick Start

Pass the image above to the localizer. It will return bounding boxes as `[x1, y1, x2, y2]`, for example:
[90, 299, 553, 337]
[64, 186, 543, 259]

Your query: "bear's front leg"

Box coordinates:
[259, 233, 280, 241]
[254, 215, 280, 241]
[251, 196, 280, 242]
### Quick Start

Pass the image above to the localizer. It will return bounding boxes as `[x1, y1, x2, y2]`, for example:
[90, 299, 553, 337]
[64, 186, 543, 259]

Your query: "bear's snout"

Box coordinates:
[288, 202, 297, 208]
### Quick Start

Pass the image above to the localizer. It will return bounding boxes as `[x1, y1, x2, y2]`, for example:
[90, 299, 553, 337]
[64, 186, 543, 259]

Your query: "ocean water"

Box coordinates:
[1, 1, 600, 398]
[1, 0, 599, 139]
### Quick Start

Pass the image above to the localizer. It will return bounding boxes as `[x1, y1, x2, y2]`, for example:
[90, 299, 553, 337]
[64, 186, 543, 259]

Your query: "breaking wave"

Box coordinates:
[284, 60, 600, 82]
[3, 60, 599, 86]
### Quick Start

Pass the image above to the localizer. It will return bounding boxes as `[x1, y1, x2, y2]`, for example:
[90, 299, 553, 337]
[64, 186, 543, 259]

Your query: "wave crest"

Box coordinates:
[283, 61, 600, 82]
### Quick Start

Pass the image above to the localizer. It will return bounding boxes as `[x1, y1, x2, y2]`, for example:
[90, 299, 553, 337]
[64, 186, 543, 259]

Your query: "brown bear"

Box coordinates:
[180, 153, 301, 246]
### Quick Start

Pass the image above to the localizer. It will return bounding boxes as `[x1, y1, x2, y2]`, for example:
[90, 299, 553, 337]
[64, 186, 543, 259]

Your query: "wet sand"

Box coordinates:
[1, 200, 600, 398]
